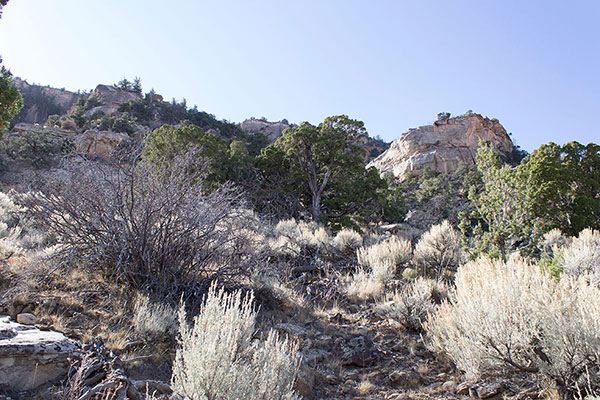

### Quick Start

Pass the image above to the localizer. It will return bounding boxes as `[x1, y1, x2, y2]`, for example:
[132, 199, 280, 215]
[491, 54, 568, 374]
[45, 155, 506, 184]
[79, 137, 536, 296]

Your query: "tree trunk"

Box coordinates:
[311, 191, 322, 222]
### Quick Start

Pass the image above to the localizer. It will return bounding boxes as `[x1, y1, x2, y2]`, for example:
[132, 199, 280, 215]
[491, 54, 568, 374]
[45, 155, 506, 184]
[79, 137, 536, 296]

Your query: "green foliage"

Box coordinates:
[0, 58, 23, 132]
[521, 142, 600, 237]
[3, 129, 61, 168]
[111, 112, 135, 134]
[460, 143, 532, 258]
[68, 105, 86, 129]
[143, 123, 229, 188]
[45, 114, 61, 128]
[117, 77, 132, 91]
[256, 115, 399, 228]
[132, 77, 142, 94]
[118, 98, 153, 122]
[84, 92, 101, 110]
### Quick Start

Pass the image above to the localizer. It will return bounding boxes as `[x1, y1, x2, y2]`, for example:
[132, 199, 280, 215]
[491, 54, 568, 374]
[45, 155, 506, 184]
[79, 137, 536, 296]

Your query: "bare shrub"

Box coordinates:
[377, 278, 447, 332]
[346, 260, 394, 301]
[172, 282, 301, 400]
[413, 220, 460, 279]
[426, 257, 600, 398]
[133, 296, 177, 339]
[18, 149, 260, 300]
[561, 228, 600, 284]
[332, 228, 362, 257]
[357, 235, 412, 270]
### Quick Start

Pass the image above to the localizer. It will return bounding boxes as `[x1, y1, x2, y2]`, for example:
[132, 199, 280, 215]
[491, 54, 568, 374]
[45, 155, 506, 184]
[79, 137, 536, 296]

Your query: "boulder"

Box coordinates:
[368, 113, 514, 179]
[0, 316, 80, 391]
[15, 313, 38, 326]
[75, 129, 129, 159]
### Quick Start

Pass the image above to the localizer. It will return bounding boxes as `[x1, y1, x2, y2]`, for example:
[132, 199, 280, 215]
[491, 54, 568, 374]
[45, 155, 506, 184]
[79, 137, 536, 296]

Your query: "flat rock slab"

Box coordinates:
[0, 316, 80, 391]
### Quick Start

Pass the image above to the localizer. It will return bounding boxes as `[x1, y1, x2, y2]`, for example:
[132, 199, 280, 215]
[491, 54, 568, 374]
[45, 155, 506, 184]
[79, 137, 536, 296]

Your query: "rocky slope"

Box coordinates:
[11, 78, 79, 125]
[368, 113, 514, 178]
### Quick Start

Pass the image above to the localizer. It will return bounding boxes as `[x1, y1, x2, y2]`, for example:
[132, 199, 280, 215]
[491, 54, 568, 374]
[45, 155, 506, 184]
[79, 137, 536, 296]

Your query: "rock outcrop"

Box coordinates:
[75, 129, 130, 159]
[240, 119, 290, 142]
[88, 84, 143, 116]
[11, 78, 79, 125]
[0, 316, 80, 391]
[368, 113, 514, 179]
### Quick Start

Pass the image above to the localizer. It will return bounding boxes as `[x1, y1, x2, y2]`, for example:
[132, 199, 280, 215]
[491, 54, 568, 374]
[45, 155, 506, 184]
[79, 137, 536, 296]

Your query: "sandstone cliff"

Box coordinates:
[11, 78, 79, 125]
[368, 113, 514, 178]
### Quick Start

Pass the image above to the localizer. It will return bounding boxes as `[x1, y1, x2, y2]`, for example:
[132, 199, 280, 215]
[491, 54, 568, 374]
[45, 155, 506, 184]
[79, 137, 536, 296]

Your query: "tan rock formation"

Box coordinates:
[239, 119, 290, 142]
[368, 113, 513, 179]
[75, 129, 129, 159]
[0, 316, 80, 391]
[89, 84, 142, 115]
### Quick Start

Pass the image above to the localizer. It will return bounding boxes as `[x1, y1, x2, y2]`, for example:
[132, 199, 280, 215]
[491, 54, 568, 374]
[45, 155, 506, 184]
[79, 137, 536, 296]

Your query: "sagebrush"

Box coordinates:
[172, 282, 300, 400]
[426, 256, 600, 399]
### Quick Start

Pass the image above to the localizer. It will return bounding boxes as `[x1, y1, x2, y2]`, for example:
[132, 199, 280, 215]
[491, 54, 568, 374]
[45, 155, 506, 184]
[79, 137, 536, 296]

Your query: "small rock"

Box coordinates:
[323, 374, 340, 385]
[389, 370, 420, 387]
[456, 382, 471, 395]
[16, 313, 39, 325]
[275, 323, 309, 336]
[344, 379, 357, 386]
[441, 380, 457, 391]
[337, 334, 379, 367]
[477, 382, 504, 399]
[302, 348, 330, 365]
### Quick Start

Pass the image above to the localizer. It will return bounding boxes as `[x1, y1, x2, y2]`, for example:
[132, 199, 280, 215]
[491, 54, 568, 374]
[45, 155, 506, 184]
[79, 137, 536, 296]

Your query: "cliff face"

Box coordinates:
[11, 78, 79, 125]
[368, 113, 514, 178]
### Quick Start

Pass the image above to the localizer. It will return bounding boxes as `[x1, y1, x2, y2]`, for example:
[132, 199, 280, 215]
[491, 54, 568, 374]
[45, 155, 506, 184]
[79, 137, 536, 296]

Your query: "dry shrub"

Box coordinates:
[61, 119, 77, 131]
[270, 218, 329, 257]
[357, 235, 412, 270]
[18, 149, 261, 301]
[172, 282, 301, 400]
[542, 228, 569, 256]
[133, 296, 177, 340]
[0, 191, 48, 260]
[413, 220, 460, 279]
[426, 256, 600, 398]
[346, 260, 394, 301]
[561, 228, 600, 284]
[377, 278, 447, 332]
[332, 228, 362, 257]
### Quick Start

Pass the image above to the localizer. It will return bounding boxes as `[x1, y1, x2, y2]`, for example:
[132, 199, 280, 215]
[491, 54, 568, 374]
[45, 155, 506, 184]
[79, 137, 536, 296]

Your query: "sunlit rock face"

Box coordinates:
[368, 113, 514, 179]
[239, 119, 290, 142]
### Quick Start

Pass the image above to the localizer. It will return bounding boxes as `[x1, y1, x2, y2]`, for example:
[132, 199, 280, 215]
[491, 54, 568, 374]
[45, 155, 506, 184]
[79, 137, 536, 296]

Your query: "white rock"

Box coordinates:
[0, 316, 80, 391]
[368, 113, 514, 180]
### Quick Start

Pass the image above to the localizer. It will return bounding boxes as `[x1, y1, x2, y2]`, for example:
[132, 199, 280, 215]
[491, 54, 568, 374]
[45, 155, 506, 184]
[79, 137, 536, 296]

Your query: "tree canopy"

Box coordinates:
[256, 115, 402, 228]
[0, 57, 23, 132]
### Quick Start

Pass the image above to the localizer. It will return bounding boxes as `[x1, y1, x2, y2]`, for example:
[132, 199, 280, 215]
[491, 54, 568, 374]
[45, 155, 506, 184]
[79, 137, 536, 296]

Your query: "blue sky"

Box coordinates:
[1, 0, 598, 151]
